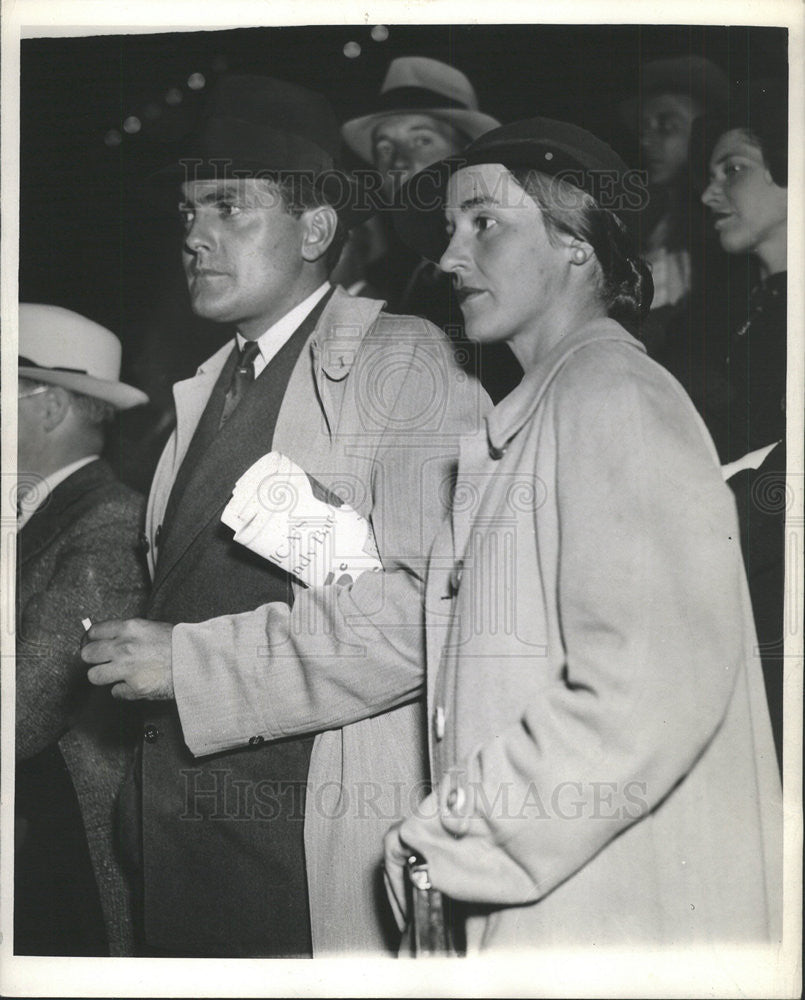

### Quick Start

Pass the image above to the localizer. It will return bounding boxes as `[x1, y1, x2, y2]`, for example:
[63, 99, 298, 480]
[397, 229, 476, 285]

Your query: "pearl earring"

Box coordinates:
[571, 247, 587, 265]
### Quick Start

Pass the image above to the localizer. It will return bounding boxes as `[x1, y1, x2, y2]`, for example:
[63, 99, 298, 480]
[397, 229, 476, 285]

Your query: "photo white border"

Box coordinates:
[2, 2, 802, 997]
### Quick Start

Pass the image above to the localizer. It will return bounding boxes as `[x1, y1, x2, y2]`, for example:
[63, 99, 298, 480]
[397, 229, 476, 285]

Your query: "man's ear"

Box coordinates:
[41, 385, 72, 432]
[301, 205, 338, 263]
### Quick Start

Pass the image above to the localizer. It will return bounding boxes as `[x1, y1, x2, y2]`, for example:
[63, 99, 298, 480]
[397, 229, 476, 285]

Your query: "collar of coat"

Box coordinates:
[485, 318, 645, 455]
[193, 285, 385, 384]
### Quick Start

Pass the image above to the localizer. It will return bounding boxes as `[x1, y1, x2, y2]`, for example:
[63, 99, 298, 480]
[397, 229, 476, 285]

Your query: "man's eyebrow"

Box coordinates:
[373, 122, 440, 142]
[179, 186, 241, 207]
[457, 194, 499, 211]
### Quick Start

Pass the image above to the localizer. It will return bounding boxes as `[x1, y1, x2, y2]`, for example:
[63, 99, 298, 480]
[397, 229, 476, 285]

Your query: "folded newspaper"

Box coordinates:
[221, 452, 382, 588]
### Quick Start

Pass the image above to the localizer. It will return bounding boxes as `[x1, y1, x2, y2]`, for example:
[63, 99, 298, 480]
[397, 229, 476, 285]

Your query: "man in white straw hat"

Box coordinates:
[338, 56, 522, 402]
[15, 303, 148, 955]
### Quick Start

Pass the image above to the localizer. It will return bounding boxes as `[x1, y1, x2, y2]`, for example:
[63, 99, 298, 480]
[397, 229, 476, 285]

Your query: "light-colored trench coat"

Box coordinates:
[147, 286, 487, 953]
[401, 318, 782, 950]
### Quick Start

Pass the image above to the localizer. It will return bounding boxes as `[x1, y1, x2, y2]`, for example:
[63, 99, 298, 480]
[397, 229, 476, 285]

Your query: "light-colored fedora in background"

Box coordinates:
[341, 56, 500, 164]
[18, 303, 148, 409]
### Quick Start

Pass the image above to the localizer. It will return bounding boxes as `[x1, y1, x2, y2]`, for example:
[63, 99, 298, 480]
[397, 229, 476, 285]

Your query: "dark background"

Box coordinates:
[19, 24, 788, 484]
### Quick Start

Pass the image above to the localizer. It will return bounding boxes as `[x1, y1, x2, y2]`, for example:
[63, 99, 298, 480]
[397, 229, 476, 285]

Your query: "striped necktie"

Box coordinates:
[219, 340, 261, 429]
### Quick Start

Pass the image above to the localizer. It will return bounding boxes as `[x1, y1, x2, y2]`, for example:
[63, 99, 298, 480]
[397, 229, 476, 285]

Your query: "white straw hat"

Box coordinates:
[18, 303, 148, 410]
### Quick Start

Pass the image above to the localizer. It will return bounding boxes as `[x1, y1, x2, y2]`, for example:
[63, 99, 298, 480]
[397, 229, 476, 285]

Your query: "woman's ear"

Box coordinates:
[568, 239, 593, 266]
[301, 205, 338, 263]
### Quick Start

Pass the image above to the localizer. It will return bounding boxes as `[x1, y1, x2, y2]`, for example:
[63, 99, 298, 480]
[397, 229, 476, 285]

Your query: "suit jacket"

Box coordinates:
[16, 459, 148, 955]
[151, 286, 487, 952]
[403, 319, 782, 949]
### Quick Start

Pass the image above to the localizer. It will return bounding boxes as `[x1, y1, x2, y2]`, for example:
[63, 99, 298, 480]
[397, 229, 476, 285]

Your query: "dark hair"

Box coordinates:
[510, 168, 653, 326]
[272, 175, 349, 273]
[691, 80, 788, 189]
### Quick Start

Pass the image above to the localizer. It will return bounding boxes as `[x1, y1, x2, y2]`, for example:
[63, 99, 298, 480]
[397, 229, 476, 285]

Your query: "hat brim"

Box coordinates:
[18, 367, 149, 410]
[342, 108, 501, 165]
[142, 159, 382, 229]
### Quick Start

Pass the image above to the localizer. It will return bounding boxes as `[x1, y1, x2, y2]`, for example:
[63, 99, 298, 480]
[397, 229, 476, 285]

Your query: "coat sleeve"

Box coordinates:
[174, 329, 488, 756]
[397, 346, 751, 905]
[16, 497, 149, 760]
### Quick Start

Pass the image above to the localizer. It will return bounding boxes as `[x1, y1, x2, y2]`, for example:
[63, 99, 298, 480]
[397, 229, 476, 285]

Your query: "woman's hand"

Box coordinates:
[383, 820, 412, 930]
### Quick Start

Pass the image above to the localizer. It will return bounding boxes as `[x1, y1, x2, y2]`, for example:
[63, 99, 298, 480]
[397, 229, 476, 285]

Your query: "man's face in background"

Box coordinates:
[371, 113, 465, 199]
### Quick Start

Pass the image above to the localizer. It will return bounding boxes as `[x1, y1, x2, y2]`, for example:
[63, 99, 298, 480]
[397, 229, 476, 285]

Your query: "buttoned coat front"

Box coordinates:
[145, 287, 486, 953]
[403, 319, 783, 950]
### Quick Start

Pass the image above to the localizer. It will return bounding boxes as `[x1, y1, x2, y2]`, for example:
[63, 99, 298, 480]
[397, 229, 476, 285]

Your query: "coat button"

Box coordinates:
[143, 724, 160, 744]
[433, 706, 446, 741]
[248, 735, 265, 746]
[446, 786, 466, 815]
[449, 559, 464, 596]
[154, 524, 163, 548]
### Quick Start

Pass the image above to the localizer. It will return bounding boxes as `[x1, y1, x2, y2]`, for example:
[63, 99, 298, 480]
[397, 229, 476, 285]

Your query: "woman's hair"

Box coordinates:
[509, 167, 654, 327]
[691, 80, 788, 189]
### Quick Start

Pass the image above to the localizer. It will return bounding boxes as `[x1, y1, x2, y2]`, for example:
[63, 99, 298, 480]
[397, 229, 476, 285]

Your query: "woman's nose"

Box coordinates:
[439, 232, 468, 274]
[701, 178, 721, 207]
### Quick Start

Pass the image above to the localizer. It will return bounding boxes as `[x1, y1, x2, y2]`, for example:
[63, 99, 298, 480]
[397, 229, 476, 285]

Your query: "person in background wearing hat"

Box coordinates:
[383, 116, 781, 951]
[338, 55, 522, 402]
[619, 55, 732, 360]
[15, 304, 149, 955]
[697, 81, 789, 771]
[81, 75, 484, 957]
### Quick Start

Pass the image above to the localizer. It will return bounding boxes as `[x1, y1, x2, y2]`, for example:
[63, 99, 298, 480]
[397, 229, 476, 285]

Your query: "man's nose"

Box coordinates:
[392, 145, 412, 172]
[184, 214, 215, 253]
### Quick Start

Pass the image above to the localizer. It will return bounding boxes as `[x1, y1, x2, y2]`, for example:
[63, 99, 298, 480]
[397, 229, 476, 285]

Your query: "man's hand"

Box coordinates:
[81, 618, 175, 700]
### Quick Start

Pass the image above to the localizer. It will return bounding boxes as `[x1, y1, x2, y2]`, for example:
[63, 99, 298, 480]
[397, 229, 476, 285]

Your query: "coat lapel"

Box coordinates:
[151, 290, 341, 597]
[147, 342, 233, 546]
[18, 460, 112, 568]
[150, 371, 281, 594]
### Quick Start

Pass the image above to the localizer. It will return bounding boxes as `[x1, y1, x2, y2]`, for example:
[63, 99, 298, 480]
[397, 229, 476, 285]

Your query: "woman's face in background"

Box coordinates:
[438, 163, 571, 355]
[639, 92, 701, 186]
[702, 128, 787, 268]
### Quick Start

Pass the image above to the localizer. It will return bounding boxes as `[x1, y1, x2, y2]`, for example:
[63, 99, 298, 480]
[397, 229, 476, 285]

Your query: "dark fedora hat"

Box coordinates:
[393, 116, 645, 263]
[147, 75, 382, 226]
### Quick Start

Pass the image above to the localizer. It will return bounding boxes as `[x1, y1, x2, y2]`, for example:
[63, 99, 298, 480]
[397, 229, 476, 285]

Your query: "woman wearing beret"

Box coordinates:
[384, 117, 782, 951]
[698, 83, 788, 771]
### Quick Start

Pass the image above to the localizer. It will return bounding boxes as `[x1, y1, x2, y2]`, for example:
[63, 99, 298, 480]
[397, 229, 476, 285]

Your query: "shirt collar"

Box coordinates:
[17, 454, 100, 530]
[235, 283, 331, 362]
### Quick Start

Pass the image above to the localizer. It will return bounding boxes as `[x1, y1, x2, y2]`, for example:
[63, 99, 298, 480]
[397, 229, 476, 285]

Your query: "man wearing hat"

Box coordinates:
[15, 304, 149, 955]
[337, 56, 522, 402]
[82, 75, 484, 956]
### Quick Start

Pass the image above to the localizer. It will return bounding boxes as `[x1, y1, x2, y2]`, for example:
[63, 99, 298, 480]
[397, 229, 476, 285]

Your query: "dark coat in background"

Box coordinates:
[16, 459, 149, 955]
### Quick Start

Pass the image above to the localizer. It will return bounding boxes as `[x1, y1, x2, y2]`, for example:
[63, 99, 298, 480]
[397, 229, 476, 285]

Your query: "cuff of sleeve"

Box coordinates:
[172, 617, 272, 757]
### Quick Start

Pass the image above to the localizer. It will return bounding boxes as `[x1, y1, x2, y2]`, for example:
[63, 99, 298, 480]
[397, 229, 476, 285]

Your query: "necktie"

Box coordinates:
[219, 340, 261, 429]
